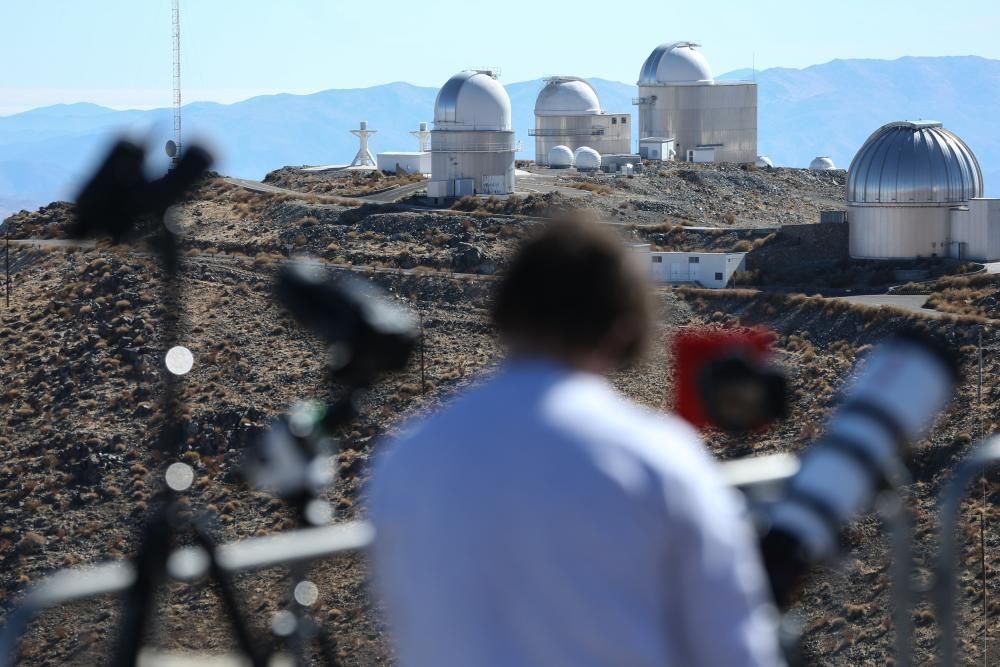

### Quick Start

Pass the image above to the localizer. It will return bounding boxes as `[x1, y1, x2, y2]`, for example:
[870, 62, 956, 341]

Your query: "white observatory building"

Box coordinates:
[847, 120, 1000, 261]
[810, 156, 837, 171]
[634, 42, 757, 164]
[530, 77, 631, 165]
[428, 69, 516, 198]
[377, 121, 432, 175]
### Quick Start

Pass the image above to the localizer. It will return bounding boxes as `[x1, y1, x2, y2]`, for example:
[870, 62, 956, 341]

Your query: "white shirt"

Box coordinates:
[369, 360, 783, 667]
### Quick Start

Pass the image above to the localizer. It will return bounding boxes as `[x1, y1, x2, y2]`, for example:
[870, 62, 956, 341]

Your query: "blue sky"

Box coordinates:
[2, 0, 999, 115]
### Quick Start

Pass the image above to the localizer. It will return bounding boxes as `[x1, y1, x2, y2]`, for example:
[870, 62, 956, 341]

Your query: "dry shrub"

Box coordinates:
[568, 182, 613, 195]
[16, 532, 46, 554]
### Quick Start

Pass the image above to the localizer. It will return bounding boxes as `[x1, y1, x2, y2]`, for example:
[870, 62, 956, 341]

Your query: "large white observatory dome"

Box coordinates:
[809, 156, 837, 171]
[434, 70, 512, 132]
[534, 77, 602, 116]
[638, 42, 714, 86]
[574, 146, 601, 172]
[847, 121, 982, 205]
[548, 145, 574, 168]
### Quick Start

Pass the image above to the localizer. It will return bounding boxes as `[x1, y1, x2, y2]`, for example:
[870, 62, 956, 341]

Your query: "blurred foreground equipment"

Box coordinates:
[240, 262, 417, 664]
[72, 139, 211, 272]
[672, 327, 787, 432]
[2, 308, 992, 667]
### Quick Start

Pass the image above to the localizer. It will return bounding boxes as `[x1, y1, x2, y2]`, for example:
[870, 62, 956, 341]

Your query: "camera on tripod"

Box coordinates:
[243, 262, 419, 523]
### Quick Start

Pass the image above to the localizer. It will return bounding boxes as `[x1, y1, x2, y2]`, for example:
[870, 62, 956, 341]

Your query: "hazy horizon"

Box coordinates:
[3, 0, 999, 115]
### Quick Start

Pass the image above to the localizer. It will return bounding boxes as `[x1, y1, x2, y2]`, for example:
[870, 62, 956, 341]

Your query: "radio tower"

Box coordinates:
[349, 121, 377, 167]
[170, 0, 183, 164]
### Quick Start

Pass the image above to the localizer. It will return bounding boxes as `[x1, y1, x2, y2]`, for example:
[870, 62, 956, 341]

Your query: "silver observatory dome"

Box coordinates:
[847, 121, 983, 206]
[638, 41, 714, 86]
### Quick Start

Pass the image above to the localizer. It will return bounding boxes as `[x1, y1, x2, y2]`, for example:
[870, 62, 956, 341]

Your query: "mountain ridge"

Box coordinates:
[2, 55, 999, 219]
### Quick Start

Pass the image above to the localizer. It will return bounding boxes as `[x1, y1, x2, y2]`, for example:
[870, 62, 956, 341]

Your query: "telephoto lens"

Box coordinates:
[275, 262, 418, 388]
[760, 329, 959, 607]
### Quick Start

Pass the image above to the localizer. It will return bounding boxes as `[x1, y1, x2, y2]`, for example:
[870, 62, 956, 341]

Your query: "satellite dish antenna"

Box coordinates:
[165, 139, 178, 158]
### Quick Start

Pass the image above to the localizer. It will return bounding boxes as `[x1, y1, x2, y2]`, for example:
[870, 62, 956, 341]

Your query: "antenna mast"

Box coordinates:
[171, 0, 182, 163]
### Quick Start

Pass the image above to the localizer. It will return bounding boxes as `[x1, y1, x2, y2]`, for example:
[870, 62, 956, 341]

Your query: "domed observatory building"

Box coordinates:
[634, 42, 757, 164]
[810, 156, 837, 171]
[428, 70, 517, 198]
[530, 77, 631, 165]
[847, 120, 1000, 260]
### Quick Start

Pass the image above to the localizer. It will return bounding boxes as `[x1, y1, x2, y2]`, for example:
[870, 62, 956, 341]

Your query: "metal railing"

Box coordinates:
[527, 128, 607, 137]
[0, 522, 374, 664]
[5, 444, 1000, 665]
[430, 141, 520, 153]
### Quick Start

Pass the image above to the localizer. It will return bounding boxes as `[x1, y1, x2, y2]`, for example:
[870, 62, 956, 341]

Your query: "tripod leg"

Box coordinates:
[315, 619, 343, 667]
[113, 509, 173, 667]
[190, 524, 270, 667]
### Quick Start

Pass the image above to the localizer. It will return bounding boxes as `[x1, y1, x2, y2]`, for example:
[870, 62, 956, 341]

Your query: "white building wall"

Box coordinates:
[848, 205, 952, 259]
[533, 113, 631, 164]
[430, 129, 516, 196]
[647, 252, 746, 288]
[639, 139, 675, 161]
[950, 199, 1000, 261]
[636, 82, 757, 164]
[377, 152, 431, 175]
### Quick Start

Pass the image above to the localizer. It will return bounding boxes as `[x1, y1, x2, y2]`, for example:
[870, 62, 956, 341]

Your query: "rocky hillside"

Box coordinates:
[1, 163, 996, 664]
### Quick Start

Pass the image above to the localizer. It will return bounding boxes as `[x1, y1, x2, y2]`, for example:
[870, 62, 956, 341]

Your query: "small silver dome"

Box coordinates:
[547, 145, 574, 168]
[847, 121, 983, 205]
[574, 146, 601, 171]
[809, 156, 836, 171]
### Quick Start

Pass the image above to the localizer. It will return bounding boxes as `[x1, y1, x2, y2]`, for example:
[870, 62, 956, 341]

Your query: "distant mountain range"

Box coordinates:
[2, 55, 999, 219]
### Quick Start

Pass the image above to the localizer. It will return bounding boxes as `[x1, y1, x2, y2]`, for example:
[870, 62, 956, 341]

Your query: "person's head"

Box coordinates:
[491, 216, 652, 374]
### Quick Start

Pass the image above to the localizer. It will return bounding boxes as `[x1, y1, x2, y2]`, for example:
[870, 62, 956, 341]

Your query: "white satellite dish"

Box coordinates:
[165, 139, 178, 158]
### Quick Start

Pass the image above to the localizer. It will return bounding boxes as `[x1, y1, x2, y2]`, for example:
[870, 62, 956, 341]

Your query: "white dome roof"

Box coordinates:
[574, 146, 601, 171]
[809, 156, 837, 171]
[638, 42, 714, 86]
[434, 70, 511, 132]
[548, 145, 574, 168]
[534, 77, 601, 117]
[756, 155, 773, 168]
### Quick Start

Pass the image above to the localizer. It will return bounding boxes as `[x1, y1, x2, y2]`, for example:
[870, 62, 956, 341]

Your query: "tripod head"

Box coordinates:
[275, 261, 418, 389]
[71, 138, 212, 272]
[244, 262, 418, 522]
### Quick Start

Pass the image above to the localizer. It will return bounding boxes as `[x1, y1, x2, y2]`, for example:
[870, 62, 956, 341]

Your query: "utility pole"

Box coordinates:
[978, 328, 987, 666]
[979, 328, 985, 444]
[4, 228, 9, 308]
[419, 313, 426, 395]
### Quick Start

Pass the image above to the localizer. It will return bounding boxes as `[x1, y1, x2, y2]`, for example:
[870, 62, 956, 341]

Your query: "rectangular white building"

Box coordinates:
[626, 245, 746, 288]
[377, 151, 431, 175]
[638, 137, 675, 161]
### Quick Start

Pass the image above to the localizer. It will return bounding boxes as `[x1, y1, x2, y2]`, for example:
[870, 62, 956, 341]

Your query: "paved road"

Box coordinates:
[361, 181, 426, 204]
[8, 238, 97, 249]
[224, 176, 426, 204]
[835, 293, 944, 318]
[224, 177, 298, 196]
